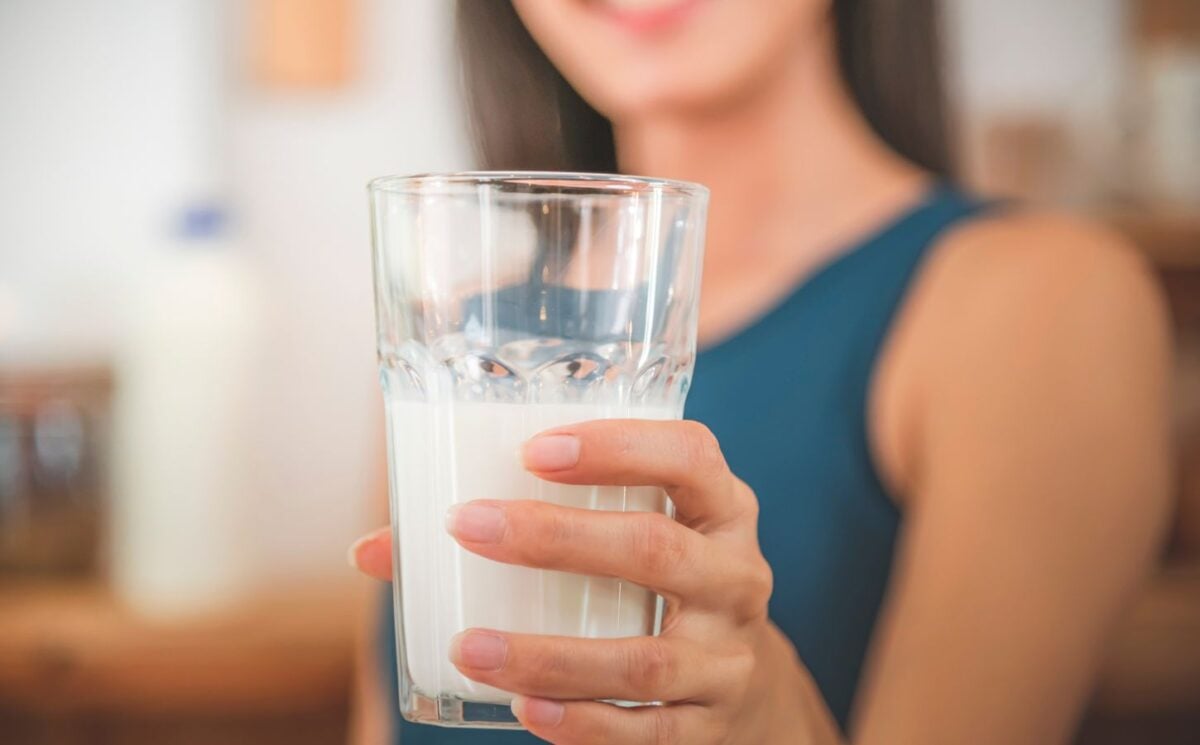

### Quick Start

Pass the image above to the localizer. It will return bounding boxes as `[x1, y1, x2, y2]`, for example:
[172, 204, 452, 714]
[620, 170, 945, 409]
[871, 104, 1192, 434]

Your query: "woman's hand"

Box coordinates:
[350, 419, 842, 744]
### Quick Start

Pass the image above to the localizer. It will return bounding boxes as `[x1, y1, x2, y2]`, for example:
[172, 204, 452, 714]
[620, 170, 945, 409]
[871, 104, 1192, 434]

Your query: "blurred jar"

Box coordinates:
[110, 205, 263, 619]
[1141, 46, 1200, 207]
[1118, 9, 1200, 211]
[0, 366, 111, 576]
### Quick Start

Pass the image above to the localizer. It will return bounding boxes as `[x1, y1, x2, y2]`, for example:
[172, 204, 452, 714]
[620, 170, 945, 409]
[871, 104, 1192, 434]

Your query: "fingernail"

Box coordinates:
[512, 696, 564, 727]
[522, 434, 580, 471]
[346, 532, 377, 569]
[446, 503, 506, 543]
[449, 630, 507, 671]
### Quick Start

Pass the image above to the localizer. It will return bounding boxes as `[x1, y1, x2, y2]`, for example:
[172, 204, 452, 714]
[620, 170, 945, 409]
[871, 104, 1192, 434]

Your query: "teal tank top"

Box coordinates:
[384, 185, 988, 742]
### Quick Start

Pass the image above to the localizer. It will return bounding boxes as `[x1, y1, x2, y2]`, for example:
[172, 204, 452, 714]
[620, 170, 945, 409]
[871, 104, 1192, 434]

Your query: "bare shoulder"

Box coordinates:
[857, 209, 1175, 745]
[914, 208, 1171, 370]
[876, 208, 1173, 503]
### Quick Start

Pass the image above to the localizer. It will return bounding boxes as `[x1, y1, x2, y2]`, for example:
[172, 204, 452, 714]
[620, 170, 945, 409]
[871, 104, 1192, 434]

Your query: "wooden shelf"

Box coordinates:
[1099, 209, 1200, 270]
[1091, 563, 1200, 717]
[1133, 0, 1200, 45]
[0, 581, 357, 718]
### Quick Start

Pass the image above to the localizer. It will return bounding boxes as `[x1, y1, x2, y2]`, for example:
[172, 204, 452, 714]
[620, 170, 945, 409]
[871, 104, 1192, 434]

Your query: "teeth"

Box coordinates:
[604, 0, 686, 12]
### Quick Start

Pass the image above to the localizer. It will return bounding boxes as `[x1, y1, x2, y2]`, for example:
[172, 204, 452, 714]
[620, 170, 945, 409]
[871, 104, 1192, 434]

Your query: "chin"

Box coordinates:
[514, 0, 817, 122]
[558, 44, 791, 124]
[584, 69, 748, 122]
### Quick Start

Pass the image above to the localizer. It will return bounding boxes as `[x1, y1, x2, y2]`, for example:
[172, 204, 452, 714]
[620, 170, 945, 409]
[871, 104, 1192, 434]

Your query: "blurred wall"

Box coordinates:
[0, 0, 470, 584]
[0, 0, 224, 362]
[226, 0, 470, 581]
[949, 0, 1126, 114]
[946, 0, 1128, 202]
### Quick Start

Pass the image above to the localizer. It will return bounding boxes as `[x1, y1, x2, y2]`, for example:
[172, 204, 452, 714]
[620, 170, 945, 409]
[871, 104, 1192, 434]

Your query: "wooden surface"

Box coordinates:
[1103, 210, 1200, 270]
[1091, 564, 1200, 716]
[1134, 0, 1200, 44]
[1088, 197, 1200, 741]
[0, 581, 356, 719]
[1078, 563, 1200, 745]
[0, 568, 1197, 743]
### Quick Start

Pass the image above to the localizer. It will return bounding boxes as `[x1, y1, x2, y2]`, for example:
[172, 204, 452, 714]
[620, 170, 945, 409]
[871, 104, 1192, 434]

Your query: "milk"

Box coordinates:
[385, 400, 674, 702]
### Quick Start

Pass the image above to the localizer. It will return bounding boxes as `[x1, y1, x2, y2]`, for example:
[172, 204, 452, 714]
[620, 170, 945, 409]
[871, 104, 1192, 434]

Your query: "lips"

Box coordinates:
[603, 0, 690, 10]
[593, 0, 705, 33]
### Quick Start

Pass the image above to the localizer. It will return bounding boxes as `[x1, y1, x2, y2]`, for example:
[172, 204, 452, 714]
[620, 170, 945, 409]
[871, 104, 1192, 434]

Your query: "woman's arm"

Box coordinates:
[854, 214, 1174, 744]
[347, 212, 1172, 745]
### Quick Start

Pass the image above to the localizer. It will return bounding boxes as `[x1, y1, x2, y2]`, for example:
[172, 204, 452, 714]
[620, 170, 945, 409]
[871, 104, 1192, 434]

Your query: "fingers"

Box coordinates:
[450, 629, 745, 704]
[348, 498, 773, 611]
[521, 419, 755, 529]
[352, 419, 761, 586]
[447, 500, 769, 608]
[348, 526, 392, 581]
[512, 696, 719, 745]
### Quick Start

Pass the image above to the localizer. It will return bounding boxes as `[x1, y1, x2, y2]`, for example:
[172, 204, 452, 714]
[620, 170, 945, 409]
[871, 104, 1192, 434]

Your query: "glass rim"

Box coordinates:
[367, 171, 709, 200]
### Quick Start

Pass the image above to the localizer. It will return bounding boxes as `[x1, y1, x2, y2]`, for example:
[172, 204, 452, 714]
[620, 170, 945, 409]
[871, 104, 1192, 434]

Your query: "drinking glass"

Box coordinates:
[369, 172, 707, 728]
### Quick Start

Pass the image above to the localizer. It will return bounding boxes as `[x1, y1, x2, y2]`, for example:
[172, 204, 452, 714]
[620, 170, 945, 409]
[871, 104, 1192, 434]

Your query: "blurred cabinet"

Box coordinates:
[1081, 207, 1200, 745]
[252, 0, 356, 89]
[1135, 0, 1200, 45]
[0, 367, 111, 577]
[1078, 566, 1200, 745]
[0, 582, 356, 745]
[1102, 211, 1200, 270]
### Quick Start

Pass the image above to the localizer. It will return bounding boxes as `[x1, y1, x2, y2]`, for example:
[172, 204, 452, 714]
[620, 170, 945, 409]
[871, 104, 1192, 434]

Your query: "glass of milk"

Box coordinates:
[368, 172, 708, 729]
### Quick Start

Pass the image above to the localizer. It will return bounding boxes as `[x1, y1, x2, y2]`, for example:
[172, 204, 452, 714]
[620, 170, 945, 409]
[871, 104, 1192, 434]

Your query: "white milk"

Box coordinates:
[386, 401, 674, 702]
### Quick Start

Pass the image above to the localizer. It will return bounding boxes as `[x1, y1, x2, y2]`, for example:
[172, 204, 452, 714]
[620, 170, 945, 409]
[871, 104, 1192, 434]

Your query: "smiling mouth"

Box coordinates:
[590, 0, 706, 33]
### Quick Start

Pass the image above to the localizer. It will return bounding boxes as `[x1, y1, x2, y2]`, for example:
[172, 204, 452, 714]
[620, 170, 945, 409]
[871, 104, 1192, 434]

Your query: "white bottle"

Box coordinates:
[110, 205, 261, 619]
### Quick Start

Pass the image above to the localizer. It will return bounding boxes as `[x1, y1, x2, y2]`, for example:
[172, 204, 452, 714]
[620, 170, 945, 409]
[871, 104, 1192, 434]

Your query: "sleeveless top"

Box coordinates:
[382, 184, 989, 743]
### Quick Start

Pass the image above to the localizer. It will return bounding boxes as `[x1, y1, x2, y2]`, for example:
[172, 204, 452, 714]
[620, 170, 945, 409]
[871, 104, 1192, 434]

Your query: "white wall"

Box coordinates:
[0, 0, 224, 362]
[948, 0, 1126, 113]
[1, 0, 471, 584]
[227, 0, 471, 580]
[945, 0, 1129, 200]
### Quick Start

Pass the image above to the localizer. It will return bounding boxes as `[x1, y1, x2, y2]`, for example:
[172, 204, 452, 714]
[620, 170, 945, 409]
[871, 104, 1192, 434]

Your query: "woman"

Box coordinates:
[350, 1, 1172, 743]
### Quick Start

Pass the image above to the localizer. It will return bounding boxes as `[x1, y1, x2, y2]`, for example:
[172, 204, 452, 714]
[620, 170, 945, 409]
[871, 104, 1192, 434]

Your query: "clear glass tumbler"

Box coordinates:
[369, 172, 708, 729]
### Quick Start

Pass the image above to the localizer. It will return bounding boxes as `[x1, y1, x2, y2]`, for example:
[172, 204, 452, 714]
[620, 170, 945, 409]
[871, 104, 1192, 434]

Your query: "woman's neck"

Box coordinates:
[613, 25, 928, 343]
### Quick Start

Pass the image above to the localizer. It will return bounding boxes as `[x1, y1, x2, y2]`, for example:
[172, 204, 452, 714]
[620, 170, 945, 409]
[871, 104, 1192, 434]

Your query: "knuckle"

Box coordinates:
[517, 503, 575, 565]
[719, 477, 760, 528]
[649, 704, 679, 744]
[546, 505, 577, 545]
[635, 514, 690, 576]
[529, 639, 571, 681]
[717, 642, 757, 706]
[680, 421, 725, 475]
[609, 421, 638, 457]
[625, 638, 678, 696]
[747, 557, 774, 608]
[728, 641, 756, 684]
[725, 554, 772, 621]
[737, 480, 760, 520]
[702, 714, 734, 745]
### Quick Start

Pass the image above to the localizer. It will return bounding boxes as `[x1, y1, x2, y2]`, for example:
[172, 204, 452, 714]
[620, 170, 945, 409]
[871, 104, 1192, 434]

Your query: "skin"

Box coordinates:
[352, 1, 1173, 742]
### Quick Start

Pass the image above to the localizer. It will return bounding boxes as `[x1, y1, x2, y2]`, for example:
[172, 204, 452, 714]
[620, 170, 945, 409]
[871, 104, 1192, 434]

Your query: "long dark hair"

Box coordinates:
[455, 0, 953, 176]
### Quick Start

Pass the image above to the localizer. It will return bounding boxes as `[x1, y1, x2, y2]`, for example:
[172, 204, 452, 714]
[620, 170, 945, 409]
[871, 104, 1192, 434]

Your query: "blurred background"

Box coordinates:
[0, 1, 1196, 744]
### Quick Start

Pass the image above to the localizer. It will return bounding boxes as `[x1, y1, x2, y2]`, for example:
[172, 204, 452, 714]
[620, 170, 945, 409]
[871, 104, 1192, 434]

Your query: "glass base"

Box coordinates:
[400, 689, 659, 731]
[400, 689, 523, 730]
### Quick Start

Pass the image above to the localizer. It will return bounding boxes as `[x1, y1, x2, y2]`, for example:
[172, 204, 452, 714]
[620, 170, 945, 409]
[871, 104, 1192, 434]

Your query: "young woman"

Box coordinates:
[350, 1, 1173, 743]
